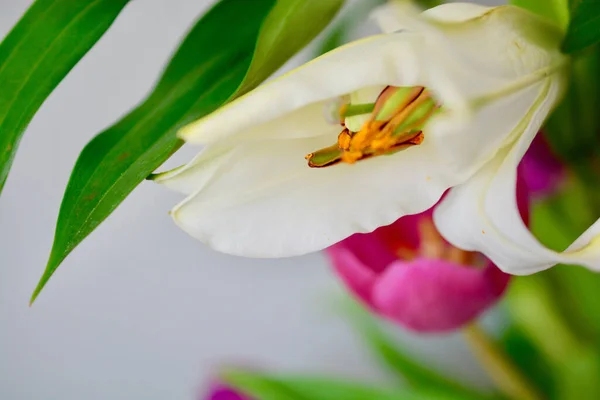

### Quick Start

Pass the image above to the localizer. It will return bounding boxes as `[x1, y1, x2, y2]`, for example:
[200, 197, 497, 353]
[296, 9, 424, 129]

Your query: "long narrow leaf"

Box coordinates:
[32, 0, 344, 302]
[562, 0, 600, 52]
[223, 370, 464, 400]
[342, 298, 492, 400]
[0, 0, 130, 194]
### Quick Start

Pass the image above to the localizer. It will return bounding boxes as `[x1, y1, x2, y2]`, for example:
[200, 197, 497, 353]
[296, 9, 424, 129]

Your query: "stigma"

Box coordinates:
[306, 86, 438, 168]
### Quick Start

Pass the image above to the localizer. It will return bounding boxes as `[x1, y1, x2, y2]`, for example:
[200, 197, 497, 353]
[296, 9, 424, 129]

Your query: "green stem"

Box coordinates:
[463, 323, 544, 400]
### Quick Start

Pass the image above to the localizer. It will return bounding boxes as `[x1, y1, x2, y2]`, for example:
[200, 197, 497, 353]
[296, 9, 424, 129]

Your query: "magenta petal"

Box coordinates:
[205, 384, 250, 400]
[326, 244, 377, 306]
[335, 232, 397, 273]
[333, 210, 429, 274]
[372, 211, 428, 256]
[370, 258, 510, 333]
[516, 162, 531, 225]
[519, 134, 564, 197]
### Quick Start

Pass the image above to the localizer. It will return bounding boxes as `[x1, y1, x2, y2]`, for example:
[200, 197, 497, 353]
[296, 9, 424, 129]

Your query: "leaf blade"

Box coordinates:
[235, 0, 344, 95]
[341, 298, 493, 400]
[562, 0, 600, 52]
[223, 370, 464, 400]
[32, 0, 344, 302]
[0, 0, 130, 194]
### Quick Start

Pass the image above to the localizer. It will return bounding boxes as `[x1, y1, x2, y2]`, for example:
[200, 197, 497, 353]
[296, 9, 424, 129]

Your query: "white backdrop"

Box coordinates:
[0, 1, 499, 399]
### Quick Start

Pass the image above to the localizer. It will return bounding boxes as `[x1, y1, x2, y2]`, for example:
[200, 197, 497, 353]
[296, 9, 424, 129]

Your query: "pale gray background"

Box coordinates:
[0, 1, 499, 399]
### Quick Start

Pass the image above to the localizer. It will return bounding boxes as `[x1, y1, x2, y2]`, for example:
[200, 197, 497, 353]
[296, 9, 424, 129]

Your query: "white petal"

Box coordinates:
[372, 1, 492, 34]
[155, 105, 342, 194]
[422, 3, 493, 23]
[433, 77, 600, 275]
[171, 134, 460, 257]
[159, 2, 570, 258]
[179, 34, 425, 145]
[179, 4, 567, 149]
[429, 81, 546, 182]
[151, 143, 234, 195]
[162, 75, 541, 255]
[374, 3, 566, 85]
[162, 79, 548, 256]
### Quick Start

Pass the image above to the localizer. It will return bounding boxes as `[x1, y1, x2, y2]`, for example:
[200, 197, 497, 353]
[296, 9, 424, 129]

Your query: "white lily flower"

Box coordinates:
[154, 2, 592, 275]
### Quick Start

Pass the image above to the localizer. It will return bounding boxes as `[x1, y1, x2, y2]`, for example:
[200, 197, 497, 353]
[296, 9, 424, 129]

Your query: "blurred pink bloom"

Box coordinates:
[327, 136, 562, 333]
[520, 134, 565, 197]
[204, 383, 250, 400]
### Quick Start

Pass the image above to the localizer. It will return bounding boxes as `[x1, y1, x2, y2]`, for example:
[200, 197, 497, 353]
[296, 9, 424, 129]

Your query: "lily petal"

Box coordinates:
[434, 78, 600, 274]
[372, 2, 493, 34]
[327, 245, 377, 305]
[179, 34, 425, 145]
[179, 3, 551, 148]
[159, 3, 569, 258]
[375, 2, 565, 82]
[170, 134, 455, 257]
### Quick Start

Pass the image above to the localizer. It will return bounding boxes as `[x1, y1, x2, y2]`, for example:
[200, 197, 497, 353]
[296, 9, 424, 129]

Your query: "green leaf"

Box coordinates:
[318, 23, 347, 55]
[518, 179, 600, 396]
[529, 177, 600, 339]
[545, 47, 600, 168]
[316, 0, 387, 55]
[223, 370, 465, 400]
[0, 0, 130, 195]
[341, 298, 491, 400]
[509, 0, 569, 30]
[501, 326, 556, 399]
[507, 275, 600, 399]
[31, 0, 344, 303]
[235, 0, 345, 95]
[562, 0, 600, 52]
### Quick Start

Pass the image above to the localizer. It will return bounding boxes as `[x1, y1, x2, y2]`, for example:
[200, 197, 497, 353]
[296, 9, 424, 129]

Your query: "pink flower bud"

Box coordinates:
[204, 383, 251, 400]
[326, 139, 558, 332]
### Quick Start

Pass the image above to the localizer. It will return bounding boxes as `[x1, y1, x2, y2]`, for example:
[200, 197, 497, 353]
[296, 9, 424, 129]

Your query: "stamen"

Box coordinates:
[306, 86, 439, 168]
[305, 145, 342, 168]
[337, 129, 353, 151]
[374, 86, 424, 122]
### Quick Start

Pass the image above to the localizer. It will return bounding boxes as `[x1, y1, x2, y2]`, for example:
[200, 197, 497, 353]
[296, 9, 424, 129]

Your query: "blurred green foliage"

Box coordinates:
[562, 0, 600, 52]
[224, 369, 478, 400]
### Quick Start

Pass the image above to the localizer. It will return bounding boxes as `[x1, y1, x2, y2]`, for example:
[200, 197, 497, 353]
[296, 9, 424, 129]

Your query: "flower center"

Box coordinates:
[415, 217, 480, 266]
[305, 86, 439, 168]
[388, 216, 483, 267]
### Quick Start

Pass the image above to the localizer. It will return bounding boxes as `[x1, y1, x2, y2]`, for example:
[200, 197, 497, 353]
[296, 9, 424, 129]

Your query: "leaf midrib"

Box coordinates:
[0, 0, 104, 129]
[0, 0, 62, 77]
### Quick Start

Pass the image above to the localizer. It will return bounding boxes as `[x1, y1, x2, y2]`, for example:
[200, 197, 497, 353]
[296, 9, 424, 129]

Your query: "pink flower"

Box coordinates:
[519, 134, 564, 197]
[326, 135, 561, 333]
[204, 383, 250, 400]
